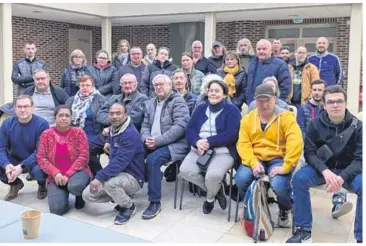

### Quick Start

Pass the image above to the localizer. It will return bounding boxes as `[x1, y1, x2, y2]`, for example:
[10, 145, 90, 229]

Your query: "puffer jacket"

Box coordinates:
[86, 64, 118, 98]
[140, 91, 190, 161]
[208, 55, 224, 70]
[140, 60, 178, 98]
[61, 64, 88, 97]
[11, 57, 46, 88]
[187, 68, 205, 96]
[217, 67, 248, 108]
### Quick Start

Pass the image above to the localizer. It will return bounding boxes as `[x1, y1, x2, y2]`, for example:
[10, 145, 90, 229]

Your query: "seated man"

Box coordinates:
[235, 84, 303, 228]
[97, 73, 148, 132]
[287, 85, 362, 243]
[140, 74, 190, 220]
[83, 103, 145, 225]
[0, 95, 49, 201]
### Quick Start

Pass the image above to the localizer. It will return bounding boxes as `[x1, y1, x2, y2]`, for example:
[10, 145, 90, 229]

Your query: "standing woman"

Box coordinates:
[112, 39, 130, 71]
[61, 49, 88, 96]
[87, 50, 118, 98]
[65, 75, 106, 176]
[217, 51, 247, 109]
[37, 105, 92, 215]
[181, 51, 205, 96]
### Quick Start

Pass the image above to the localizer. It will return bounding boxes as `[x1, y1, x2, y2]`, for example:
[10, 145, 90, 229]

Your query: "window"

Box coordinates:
[268, 28, 300, 39]
[302, 27, 337, 38]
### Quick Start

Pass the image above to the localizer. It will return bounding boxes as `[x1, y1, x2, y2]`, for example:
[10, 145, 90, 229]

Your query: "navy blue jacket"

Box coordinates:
[194, 56, 217, 75]
[183, 91, 197, 116]
[246, 56, 291, 104]
[86, 65, 118, 98]
[95, 120, 145, 186]
[186, 101, 241, 161]
[61, 65, 88, 96]
[11, 58, 46, 88]
[116, 63, 147, 93]
[296, 100, 322, 139]
[208, 55, 224, 71]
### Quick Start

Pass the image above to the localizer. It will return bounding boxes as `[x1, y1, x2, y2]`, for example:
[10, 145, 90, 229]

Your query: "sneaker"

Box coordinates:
[278, 209, 292, 228]
[215, 183, 227, 210]
[202, 200, 214, 214]
[286, 228, 312, 243]
[4, 178, 24, 201]
[75, 196, 85, 209]
[114, 205, 122, 212]
[332, 201, 353, 219]
[114, 203, 136, 225]
[142, 202, 161, 220]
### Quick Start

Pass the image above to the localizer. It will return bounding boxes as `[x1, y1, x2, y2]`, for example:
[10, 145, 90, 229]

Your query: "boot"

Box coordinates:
[37, 183, 47, 200]
[4, 178, 24, 201]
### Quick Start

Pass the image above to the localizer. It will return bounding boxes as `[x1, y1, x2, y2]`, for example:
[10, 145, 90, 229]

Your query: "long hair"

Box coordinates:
[113, 39, 130, 59]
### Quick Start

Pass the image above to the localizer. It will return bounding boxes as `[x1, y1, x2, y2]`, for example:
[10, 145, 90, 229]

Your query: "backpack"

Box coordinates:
[240, 175, 274, 242]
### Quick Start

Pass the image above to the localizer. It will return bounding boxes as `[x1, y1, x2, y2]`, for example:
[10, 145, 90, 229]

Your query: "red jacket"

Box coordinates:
[37, 127, 92, 184]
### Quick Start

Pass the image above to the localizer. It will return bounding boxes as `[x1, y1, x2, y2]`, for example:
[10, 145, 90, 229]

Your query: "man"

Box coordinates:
[83, 103, 145, 225]
[287, 85, 362, 243]
[97, 73, 148, 132]
[235, 84, 303, 228]
[140, 74, 190, 219]
[143, 43, 157, 65]
[236, 38, 255, 72]
[272, 39, 282, 57]
[172, 69, 197, 115]
[288, 46, 320, 109]
[208, 41, 226, 70]
[246, 39, 292, 104]
[191, 40, 216, 74]
[308, 37, 343, 86]
[12, 42, 46, 95]
[279, 46, 291, 64]
[116, 47, 147, 93]
[0, 95, 49, 201]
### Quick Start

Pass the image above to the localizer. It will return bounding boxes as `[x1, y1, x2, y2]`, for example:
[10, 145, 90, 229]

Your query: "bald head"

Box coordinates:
[256, 39, 272, 61]
[316, 37, 329, 54]
[296, 46, 308, 63]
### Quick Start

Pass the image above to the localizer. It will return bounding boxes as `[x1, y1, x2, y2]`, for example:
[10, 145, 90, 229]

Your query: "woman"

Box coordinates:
[236, 38, 255, 72]
[180, 79, 241, 214]
[140, 47, 178, 98]
[112, 39, 130, 71]
[65, 75, 106, 176]
[181, 51, 205, 96]
[37, 105, 92, 215]
[61, 49, 88, 96]
[195, 74, 230, 107]
[208, 41, 227, 71]
[217, 51, 247, 109]
[172, 69, 197, 116]
[87, 50, 118, 98]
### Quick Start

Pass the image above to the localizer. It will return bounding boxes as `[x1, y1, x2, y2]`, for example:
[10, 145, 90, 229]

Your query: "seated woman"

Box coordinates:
[179, 79, 241, 214]
[65, 75, 106, 176]
[37, 105, 92, 215]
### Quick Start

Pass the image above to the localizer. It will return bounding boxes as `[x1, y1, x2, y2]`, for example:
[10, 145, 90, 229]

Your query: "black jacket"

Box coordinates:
[86, 65, 118, 98]
[208, 55, 224, 70]
[11, 57, 46, 88]
[23, 84, 69, 107]
[304, 109, 362, 182]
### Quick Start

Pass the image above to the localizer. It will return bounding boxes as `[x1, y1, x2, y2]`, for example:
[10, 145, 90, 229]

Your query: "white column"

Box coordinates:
[0, 3, 13, 105]
[204, 12, 216, 58]
[346, 3, 362, 115]
[101, 17, 112, 57]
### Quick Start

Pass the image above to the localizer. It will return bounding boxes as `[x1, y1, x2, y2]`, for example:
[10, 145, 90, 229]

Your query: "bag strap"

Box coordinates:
[325, 117, 358, 151]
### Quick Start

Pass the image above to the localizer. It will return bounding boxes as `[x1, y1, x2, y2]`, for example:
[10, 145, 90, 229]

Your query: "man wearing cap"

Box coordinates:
[235, 84, 303, 228]
[208, 41, 226, 71]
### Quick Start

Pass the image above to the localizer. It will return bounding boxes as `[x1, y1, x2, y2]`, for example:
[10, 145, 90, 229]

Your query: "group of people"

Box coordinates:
[0, 35, 361, 243]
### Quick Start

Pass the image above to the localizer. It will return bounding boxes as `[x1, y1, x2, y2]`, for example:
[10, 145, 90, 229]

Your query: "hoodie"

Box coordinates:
[296, 100, 323, 139]
[237, 106, 303, 173]
[304, 109, 362, 182]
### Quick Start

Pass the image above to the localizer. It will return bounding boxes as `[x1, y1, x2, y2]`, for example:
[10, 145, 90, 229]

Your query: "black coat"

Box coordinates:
[86, 65, 118, 98]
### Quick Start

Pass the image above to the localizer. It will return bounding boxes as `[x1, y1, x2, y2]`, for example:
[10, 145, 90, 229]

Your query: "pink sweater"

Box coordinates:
[54, 128, 73, 175]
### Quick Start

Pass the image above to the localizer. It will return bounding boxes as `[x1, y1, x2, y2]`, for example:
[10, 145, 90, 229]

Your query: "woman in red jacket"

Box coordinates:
[37, 105, 92, 215]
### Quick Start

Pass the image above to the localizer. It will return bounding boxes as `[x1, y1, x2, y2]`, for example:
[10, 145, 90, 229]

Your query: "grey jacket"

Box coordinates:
[96, 90, 148, 131]
[141, 91, 190, 161]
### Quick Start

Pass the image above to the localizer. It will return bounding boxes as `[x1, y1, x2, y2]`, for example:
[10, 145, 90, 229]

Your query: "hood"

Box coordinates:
[319, 109, 354, 129]
[110, 116, 131, 137]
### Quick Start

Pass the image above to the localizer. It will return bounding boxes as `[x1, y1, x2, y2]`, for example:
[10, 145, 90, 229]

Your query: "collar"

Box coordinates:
[34, 86, 51, 95]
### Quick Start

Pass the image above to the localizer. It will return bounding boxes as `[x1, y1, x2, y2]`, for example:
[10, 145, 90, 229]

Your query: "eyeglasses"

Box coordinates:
[326, 99, 345, 106]
[16, 105, 32, 110]
[153, 83, 166, 88]
[97, 57, 108, 60]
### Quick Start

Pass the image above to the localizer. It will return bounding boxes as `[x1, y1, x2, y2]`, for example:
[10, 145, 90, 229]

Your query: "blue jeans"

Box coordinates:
[146, 146, 171, 203]
[0, 164, 47, 184]
[234, 158, 293, 210]
[292, 165, 362, 241]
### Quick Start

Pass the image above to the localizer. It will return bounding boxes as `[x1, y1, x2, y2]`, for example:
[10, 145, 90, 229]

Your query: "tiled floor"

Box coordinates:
[0, 156, 357, 243]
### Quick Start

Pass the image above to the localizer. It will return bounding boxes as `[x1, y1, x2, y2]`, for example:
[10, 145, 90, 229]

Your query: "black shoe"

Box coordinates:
[203, 201, 214, 214]
[75, 196, 85, 209]
[357, 240, 362, 243]
[114, 203, 136, 225]
[142, 202, 161, 220]
[165, 164, 177, 182]
[4, 178, 24, 201]
[26, 173, 33, 181]
[164, 165, 173, 178]
[286, 228, 312, 243]
[278, 209, 292, 228]
[215, 184, 227, 210]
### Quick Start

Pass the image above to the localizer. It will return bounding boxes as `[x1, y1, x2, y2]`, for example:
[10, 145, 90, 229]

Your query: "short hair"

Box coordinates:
[110, 102, 127, 113]
[130, 46, 143, 54]
[311, 79, 328, 88]
[280, 46, 290, 52]
[120, 73, 137, 82]
[14, 95, 34, 106]
[158, 47, 170, 55]
[33, 68, 50, 77]
[96, 49, 109, 59]
[201, 74, 223, 94]
[24, 42, 35, 47]
[172, 69, 187, 79]
[70, 49, 87, 64]
[207, 80, 229, 96]
[262, 76, 280, 98]
[79, 75, 95, 86]
[322, 85, 347, 102]
[192, 40, 203, 48]
[152, 74, 172, 85]
[54, 105, 71, 117]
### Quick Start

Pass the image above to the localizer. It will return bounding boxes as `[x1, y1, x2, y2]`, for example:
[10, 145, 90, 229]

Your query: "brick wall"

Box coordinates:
[12, 16, 101, 96]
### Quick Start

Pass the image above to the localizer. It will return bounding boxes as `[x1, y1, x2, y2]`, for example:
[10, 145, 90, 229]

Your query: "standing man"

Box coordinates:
[12, 42, 46, 95]
[272, 39, 282, 57]
[143, 43, 157, 65]
[191, 40, 216, 74]
[279, 46, 291, 64]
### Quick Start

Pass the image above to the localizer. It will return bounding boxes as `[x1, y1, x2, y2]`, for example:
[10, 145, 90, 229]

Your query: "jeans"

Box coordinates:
[0, 164, 47, 185]
[292, 165, 362, 241]
[234, 158, 293, 210]
[146, 146, 171, 202]
[47, 171, 90, 216]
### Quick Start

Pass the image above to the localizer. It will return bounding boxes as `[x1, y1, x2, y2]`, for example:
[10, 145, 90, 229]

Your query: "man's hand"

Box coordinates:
[269, 166, 285, 177]
[103, 142, 111, 155]
[5, 164, 14, 180]
[9, 165, 23, 183]
[145, 137, 156, 150]
[102, 127, 110, 137]
[54, 173, 64, 186]
[90, 179, 101, 194]
[322, 169, 342, 193]
[252, 164, 265, 177]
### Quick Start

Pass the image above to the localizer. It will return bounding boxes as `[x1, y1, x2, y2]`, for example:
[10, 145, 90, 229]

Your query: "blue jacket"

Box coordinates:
[11, 58, 46, 88]
[183, 91, 197, 116]
[61, 64, 88, 96]
[95, 119, 145, 186]
[308, 51, 343, 86]
[116, 63, 147, 93]
[86, 65, 118, 98]
[246, 56, 291, 104]
[186, 101, 241, 161]
[296, 100, 323, 139]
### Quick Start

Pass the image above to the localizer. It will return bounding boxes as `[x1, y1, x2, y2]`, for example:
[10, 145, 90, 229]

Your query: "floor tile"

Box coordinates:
[312, 211, 353, 237]
[216, 233, 253, 243]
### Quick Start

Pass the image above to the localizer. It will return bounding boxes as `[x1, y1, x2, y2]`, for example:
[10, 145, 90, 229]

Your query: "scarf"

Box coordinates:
[71, 89, 99, 129]
[223, 65, 239, 97]
[70, 64, 86, 86]
[208, 99, 226, 112]
[118, 53, 129, 65]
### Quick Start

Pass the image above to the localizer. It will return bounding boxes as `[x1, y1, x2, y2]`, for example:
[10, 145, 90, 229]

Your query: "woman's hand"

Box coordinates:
[196, 139, 210, 155]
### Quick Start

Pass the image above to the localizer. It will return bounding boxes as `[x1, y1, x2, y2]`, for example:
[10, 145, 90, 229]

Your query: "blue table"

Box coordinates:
[0, 200, 29, 229]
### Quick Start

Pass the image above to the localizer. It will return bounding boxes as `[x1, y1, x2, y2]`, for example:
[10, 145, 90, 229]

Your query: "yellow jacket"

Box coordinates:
[288, 63, 320, 104]
[237, 106, 303, 173]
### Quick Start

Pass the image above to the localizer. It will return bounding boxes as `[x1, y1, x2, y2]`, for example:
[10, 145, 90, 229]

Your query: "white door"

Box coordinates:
[69, 29, 92, 65]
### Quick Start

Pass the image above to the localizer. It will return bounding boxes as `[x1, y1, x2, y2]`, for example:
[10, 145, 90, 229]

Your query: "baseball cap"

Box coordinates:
[254, 84, 275, 99]
[212, 41, 223, 47]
